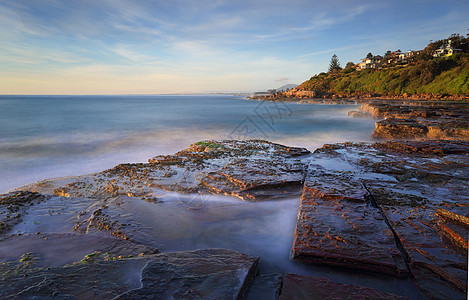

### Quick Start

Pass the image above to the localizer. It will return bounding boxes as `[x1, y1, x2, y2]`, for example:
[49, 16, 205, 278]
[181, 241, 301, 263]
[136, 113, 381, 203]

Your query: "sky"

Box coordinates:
[0, 0, 468, 95]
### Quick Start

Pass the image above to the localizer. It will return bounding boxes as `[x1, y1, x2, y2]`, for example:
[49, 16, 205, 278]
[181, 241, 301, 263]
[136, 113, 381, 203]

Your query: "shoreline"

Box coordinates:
[2, 138, 467, 299]
[250, 96, 469, 141]
[1, 98, 468, 299]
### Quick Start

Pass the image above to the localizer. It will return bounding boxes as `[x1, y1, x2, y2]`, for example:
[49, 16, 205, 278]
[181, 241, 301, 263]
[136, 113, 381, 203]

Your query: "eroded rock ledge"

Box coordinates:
[292, 140, 468, 299]
[23, 140, 310, 202]
[1, 139, 467, 299]
[0, 247, 259, 299]
[349, 102, 469, 140]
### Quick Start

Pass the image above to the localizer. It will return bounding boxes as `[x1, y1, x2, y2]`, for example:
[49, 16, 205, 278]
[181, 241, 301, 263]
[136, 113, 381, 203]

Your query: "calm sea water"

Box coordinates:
[0, 95, 375, 193]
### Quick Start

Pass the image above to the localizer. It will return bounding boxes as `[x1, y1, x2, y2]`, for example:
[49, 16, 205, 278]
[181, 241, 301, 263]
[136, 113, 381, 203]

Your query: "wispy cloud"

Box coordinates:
[1, 0, 468, 94]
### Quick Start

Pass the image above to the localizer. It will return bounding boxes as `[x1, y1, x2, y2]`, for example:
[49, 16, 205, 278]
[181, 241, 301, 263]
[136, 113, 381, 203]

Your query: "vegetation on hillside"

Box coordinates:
[299, 34, 469, 96]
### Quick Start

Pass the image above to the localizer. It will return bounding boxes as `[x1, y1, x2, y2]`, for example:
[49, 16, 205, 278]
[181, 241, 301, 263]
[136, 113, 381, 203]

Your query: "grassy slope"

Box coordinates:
[299, 54, 469, 95]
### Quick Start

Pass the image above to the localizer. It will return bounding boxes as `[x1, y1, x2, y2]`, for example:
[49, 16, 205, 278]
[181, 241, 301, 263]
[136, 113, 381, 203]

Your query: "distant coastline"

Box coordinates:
[254, 34, 469, 102]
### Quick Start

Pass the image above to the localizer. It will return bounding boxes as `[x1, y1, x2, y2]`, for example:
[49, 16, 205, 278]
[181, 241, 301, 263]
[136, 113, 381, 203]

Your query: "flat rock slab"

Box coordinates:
[294, 140, 468, 299]
[0, 233, 159, 267]
[279, 273, 410, 300]
[0, 248, 259, 300]
[0, 191, 48, 234]
[245, 273, 283, 300]
[20, 140, 310, 201]
[292, 165, 408, 276]
[364, 141, 468, 299]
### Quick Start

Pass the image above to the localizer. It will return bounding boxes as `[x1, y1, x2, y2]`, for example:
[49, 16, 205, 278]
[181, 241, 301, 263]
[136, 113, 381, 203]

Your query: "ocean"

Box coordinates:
[0, 95, 375, 193]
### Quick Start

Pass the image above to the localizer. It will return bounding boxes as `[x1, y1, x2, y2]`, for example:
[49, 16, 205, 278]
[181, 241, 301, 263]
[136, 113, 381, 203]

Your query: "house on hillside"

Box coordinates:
[383, 50, 402, 65]
[357, 55, 383, 70]
[433, 40, 462, 57]
[398, 50, 421, 63]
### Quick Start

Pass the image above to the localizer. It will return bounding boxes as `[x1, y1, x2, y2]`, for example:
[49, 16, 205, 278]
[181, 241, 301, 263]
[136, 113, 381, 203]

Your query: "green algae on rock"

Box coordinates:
[22, 140, 311, 202]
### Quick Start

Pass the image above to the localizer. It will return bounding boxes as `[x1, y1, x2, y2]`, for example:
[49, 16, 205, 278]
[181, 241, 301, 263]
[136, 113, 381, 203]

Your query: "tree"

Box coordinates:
[345, 62, 355, 69]
[328, 54, 342, 72]
[366, 52, 373, 59]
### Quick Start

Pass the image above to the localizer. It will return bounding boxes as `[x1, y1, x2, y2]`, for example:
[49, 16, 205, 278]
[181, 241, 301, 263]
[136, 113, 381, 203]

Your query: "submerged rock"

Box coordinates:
[0, 233, 159, 267]
[293, 140, 468, 299]
[245, 273, 283, 300]
[279, 274, 410, 300]
[0, 248, 259, 299]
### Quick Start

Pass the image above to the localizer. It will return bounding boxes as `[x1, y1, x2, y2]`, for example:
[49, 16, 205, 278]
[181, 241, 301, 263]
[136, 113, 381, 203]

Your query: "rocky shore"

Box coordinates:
[293, 140, 468, 299]
[1, 97, 468, 299]
[253, 88, 469, 102]
[349, 102, 469, 140]
[251, 96, 469, 142]
[1, 137, 467, 299]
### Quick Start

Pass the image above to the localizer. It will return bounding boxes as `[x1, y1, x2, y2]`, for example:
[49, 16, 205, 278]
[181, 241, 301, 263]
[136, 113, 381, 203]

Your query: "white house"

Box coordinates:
[357, 55, 383, 70]
[433, 40, 462, 57]
[398, 50, 420, 62]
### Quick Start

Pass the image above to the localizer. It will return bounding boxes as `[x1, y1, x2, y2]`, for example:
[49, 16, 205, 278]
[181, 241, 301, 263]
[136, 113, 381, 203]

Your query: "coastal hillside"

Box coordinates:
[299, 53, 469, 96]
[277, 34, 469, 100]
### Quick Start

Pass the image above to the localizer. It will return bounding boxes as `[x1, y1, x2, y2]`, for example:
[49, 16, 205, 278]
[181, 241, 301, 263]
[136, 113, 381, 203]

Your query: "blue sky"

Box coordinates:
[0, 0, 468, 94]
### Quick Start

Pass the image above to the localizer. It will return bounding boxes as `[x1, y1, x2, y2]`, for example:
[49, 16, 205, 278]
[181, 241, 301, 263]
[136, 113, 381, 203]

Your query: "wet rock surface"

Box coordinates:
[293, 140, 468, 299]
[292, 164, 408, 276]
[0, 191, 48, 234]
[22, 140, 310, 202]
[349, 102, 469, 140]
[1, 139, 467, 299]
[279, 273, 410, 300]
[0, 233, 159, 267]
[245, 273, 283, 300]
[0, 248, 259, 300]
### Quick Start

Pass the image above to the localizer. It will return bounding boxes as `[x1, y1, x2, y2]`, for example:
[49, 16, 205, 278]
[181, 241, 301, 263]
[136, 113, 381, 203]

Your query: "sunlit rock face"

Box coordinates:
[292, 140, 468, 299]
[349, 102, 469, 140]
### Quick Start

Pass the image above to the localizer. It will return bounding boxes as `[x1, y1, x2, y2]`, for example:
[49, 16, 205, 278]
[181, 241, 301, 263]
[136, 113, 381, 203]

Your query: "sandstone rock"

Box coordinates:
[279, 274, 410, 300]
[0, 248, 259, 300]
[21, 140, 310, 202]
[355, 101, 469, 140]
[291, 165, 408, 277]
[347, 110, 372, 118]
[301, 141, 468, 299]
[372, 118, 428, 139]
[0, 191, 47, 234]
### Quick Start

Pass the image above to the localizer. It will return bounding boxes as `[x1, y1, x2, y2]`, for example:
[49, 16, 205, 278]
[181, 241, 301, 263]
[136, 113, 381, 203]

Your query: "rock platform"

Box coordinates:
[349, 102, 469, 140]
[292, 140, 468, 299]
[1, 139, 467, 299]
